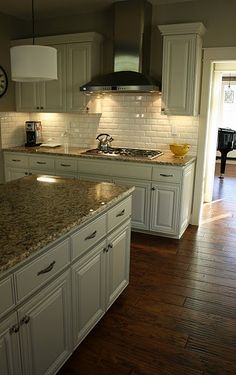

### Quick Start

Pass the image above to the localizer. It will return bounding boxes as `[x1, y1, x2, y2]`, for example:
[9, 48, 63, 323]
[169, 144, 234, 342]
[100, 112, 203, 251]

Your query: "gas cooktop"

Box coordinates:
[82, 147, 163, 159]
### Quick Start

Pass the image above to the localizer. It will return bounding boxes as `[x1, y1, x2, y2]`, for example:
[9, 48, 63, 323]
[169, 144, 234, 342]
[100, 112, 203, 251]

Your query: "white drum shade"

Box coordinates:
[10, 45, 58, 82]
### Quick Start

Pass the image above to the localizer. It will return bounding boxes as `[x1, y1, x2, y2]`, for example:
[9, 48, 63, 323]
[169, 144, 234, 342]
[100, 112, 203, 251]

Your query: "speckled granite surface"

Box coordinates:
[0, 176, 133, 274]
[3, 146, 195, 166]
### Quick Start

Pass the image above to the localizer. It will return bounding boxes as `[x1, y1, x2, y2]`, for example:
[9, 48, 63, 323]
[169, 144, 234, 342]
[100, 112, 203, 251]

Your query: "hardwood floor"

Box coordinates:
[59, 163, 236, 375]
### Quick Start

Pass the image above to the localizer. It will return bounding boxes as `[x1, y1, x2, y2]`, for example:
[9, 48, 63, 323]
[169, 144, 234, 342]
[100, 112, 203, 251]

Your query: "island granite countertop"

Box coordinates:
[3, 146, 196, 167]
[0, 175, 134, 275]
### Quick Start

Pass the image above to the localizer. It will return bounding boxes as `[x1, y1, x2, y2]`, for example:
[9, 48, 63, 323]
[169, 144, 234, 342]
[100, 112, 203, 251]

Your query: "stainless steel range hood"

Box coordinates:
[80, 0, 159, 93]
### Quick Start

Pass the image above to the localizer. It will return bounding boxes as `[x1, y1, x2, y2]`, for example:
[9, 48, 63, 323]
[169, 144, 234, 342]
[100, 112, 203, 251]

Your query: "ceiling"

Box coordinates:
[0, 0, 195, 20]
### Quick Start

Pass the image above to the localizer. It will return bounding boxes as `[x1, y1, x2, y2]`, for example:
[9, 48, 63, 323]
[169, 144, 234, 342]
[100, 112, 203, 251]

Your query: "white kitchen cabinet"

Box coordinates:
[4, 153, 55, 182]
[150, 182, 180, 235]
[3, 150, 195, 238]
[0, 312, 22, 375]
[18, 271, 71, 375]
[13, 33, 103, 113]
[113, 178, 151, 230]
[67, 42, 99, 112]
[106, 222, 130, 309]
[16, 44, 66, 113]
[71, 242, 106, 346]
[158, 22, 206, 116]
[71, 214, 131, 347]
[0, 192, 132, 374]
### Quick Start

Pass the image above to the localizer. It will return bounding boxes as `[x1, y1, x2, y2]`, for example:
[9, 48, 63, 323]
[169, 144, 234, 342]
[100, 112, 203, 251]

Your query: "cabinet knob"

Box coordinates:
[36, 106, 40, 110]
[108, 243, 113, 249]
[151, 187, 156, 191]
[103, 247, 107, 253]
[9, 324, 20, 334]
[40, 106, 44, 110]
[25, 172, 28, 175]
[28, 172, 32, 176]
[20, 315, 30, 325]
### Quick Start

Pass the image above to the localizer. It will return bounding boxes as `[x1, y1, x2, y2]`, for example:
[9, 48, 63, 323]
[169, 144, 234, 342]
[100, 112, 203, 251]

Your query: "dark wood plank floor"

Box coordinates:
[59, 163, 236, 375]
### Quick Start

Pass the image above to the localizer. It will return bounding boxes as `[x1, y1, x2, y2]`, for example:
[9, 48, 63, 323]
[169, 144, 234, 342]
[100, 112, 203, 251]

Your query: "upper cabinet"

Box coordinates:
[13, 33, 103, 113]
[158, 23, 206, 116]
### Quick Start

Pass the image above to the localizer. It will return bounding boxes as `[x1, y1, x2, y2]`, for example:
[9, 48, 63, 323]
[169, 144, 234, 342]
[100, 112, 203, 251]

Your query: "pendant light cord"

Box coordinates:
[32, 0, 35, 45]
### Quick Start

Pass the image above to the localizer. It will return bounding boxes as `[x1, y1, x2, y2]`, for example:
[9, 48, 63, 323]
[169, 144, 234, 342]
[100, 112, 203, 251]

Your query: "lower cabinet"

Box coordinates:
[18, 271, 71, 375]
[113, 178, 151, 230]
[150, 182, 180, 235]
[0, 195, 132, 375]
[0, 312, 22, 375]
[71, 241, 106, 346]
[72, 222, 131, 348]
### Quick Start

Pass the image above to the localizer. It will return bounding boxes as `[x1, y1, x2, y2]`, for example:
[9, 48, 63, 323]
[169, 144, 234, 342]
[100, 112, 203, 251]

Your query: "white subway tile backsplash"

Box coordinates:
[0, 93, 199, 155]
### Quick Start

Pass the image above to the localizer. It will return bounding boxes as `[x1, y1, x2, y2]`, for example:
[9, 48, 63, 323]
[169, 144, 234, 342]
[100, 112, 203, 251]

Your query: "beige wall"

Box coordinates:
[0, 12, 30, 112]
[36, 9, 114, 74]
[151, 0, 236, 81]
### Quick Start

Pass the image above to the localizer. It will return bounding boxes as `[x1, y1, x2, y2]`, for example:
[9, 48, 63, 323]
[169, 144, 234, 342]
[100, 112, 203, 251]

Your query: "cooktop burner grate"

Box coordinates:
[83, 147, 163, 159]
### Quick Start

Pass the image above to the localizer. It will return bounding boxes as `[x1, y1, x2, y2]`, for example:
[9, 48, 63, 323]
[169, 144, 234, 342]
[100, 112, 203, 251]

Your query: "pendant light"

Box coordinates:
[10, 0, 57, 82]
[224, 74, 234, 104]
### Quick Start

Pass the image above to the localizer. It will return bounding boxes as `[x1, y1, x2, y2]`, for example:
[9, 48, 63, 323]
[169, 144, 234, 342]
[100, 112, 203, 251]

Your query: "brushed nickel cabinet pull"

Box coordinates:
[36, 161, 46, 165]
[85, 230, 97, 240]
[37, 260, 56, 276]
[20, 315, 30, 325]
[9, 324, 20, 334]
[116, 209, 125, 217]
[160, 173, 173, 177]
[60, 163, 71, 167]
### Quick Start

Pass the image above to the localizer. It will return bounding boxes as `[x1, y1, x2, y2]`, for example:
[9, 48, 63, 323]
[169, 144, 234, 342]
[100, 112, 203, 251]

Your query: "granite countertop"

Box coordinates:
[3, 146, 196, 167]
[0, 175, 134, 274]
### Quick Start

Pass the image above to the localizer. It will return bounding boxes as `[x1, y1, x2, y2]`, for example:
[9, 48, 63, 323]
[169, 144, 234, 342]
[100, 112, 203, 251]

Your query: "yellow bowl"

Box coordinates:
[169, 143, 190, 157]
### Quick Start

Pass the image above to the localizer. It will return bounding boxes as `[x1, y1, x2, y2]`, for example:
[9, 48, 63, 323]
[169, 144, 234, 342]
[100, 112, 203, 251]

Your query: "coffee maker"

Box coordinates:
[25, 121, 42, 147]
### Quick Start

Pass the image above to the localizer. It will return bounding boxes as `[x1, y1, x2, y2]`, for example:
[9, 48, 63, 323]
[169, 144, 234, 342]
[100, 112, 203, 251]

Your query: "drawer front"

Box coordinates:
[71, 214, 106, 260]
[15, 239, 70, 302]
[78, 159, 152, 180]
[29, 155, 55, 171]
[55, 158, 78, 173]
[108, 197, 132, 232]
[152, 166, 182, 183]
[0, 277, 15, 317]
[4, 153, 28, 168]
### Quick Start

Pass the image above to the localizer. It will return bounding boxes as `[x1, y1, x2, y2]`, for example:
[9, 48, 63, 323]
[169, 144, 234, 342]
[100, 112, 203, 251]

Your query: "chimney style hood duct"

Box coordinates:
[80, 0, 159, 93]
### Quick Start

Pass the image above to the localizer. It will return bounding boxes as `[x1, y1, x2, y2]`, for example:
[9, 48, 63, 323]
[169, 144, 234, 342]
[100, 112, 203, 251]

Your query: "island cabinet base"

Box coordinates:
[0, 194, 132, 375]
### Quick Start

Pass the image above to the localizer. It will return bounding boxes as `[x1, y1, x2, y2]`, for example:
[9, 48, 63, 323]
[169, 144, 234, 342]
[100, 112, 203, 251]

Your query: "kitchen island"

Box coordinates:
[0, 175, 134, 375]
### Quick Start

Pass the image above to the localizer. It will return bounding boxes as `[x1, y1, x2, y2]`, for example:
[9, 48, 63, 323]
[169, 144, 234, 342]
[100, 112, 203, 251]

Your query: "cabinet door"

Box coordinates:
[0, 312, 22, 375]
[67, 43, 91, 112]
[5, 167, 28, 182]
[161, 34, 200, 116]
[113, 178, 151, 230]
[150, 182, 180, 235]
[15, 82, 39, 112]
[40, 44, 66, 112]
[18, 271, 71, 375]
[71, 242, 106, 347]
[106, 222, 130, 309]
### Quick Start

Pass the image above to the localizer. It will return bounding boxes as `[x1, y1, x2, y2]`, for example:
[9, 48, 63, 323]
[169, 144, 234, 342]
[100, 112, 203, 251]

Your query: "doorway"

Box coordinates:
[191, 47, 236, 225]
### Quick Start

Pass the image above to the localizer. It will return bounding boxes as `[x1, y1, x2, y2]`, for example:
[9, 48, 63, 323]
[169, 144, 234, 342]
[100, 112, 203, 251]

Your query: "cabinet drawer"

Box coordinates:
[15, 239, 70, 302]
[0, 277, 15, 317]
[55, 158, 78, 172]
[29, 156, 55, 171]
[4, 153, 28, 168]
[108, 197, 132, 232]
[152, 166, 182, 183]
[71, 214, 106, 260]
